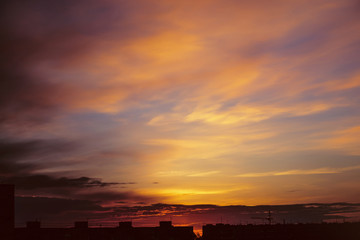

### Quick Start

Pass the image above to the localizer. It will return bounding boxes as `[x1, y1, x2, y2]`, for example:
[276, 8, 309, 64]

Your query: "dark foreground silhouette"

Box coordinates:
[11, 221, 360, 240]
[2, 185, 360, 240]
[202, 222, 360, 240]
[15, 221, 195, 240]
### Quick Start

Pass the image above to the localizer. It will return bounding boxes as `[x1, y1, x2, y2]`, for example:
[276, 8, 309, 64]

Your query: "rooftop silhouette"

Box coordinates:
[202, 222, 360, 240]
[15, 220, 195, 240]
[0, 184, 14, 240]
[2, 185, 360, 240]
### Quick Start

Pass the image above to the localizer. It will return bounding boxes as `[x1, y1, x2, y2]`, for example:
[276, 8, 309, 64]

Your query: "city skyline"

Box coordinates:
[2, 184, 360, 239]
[1, 0, 360, 234]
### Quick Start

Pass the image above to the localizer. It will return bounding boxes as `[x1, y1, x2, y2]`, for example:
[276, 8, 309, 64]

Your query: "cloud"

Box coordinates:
[188, 171, 220, 177]
[319, 126, 360, 155]
[1, 175, 118, 190]
[183, 103, 334, 125]
[76, 190, 153, 203]
[155, 170, 219, 177]
[236, 165, 360, 178]
[0, 139, 76, 175]
[320, 72, 360, 93]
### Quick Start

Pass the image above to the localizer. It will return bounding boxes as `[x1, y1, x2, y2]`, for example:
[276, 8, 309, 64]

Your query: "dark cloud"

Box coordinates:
[0, 139, 78, 181]
[1, 3, 79, 128]
[0, 138, 83, 192]
[77, 190, 152, 203]
[119, 182, 137, 185]
[0, 1, 127, 129]
[1, 4, 69, 128]
[111, 203, 360, 224]
[1, 175, 118, 190]
[0, 139, 75, 163]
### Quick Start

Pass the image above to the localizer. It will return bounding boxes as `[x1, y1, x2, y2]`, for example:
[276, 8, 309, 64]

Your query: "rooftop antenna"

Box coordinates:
[252, 211, 273, 225]
[266, 210, 273, 225]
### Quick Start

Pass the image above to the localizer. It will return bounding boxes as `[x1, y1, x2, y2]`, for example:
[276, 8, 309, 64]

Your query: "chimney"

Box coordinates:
[159, 221, 172, 228]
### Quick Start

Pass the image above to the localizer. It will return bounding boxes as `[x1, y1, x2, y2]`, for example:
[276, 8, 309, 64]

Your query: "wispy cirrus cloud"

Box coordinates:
[236, 165, 360, 178]
[318, 126, 360, 155]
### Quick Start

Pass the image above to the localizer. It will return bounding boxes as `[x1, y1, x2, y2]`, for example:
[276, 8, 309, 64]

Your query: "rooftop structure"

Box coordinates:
[0, 184, 15, 240]
[14, 221, 195, 240]
[202, 222, 360, 240]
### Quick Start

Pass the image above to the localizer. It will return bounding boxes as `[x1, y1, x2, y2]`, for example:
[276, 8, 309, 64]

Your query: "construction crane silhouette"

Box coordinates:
[251, 211, 273, 225]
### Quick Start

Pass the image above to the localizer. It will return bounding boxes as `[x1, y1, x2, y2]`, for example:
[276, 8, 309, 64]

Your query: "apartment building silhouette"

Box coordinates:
[0, 184, 14, 240]
[202, 222, 360, 240]
[15, 220, 195, 240]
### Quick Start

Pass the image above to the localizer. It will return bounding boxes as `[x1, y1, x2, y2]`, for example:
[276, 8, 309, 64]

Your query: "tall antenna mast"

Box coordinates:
[266, 210, 273, 225]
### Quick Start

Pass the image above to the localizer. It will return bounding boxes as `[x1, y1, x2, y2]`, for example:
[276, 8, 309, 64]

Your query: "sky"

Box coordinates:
[1, 0, 360, 232]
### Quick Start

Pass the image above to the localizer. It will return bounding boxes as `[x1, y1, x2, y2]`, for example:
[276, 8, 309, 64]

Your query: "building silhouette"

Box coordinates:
[202, 222, 360, 240]
[15, 220, 195, 240]
[0, 184, 15, 240]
